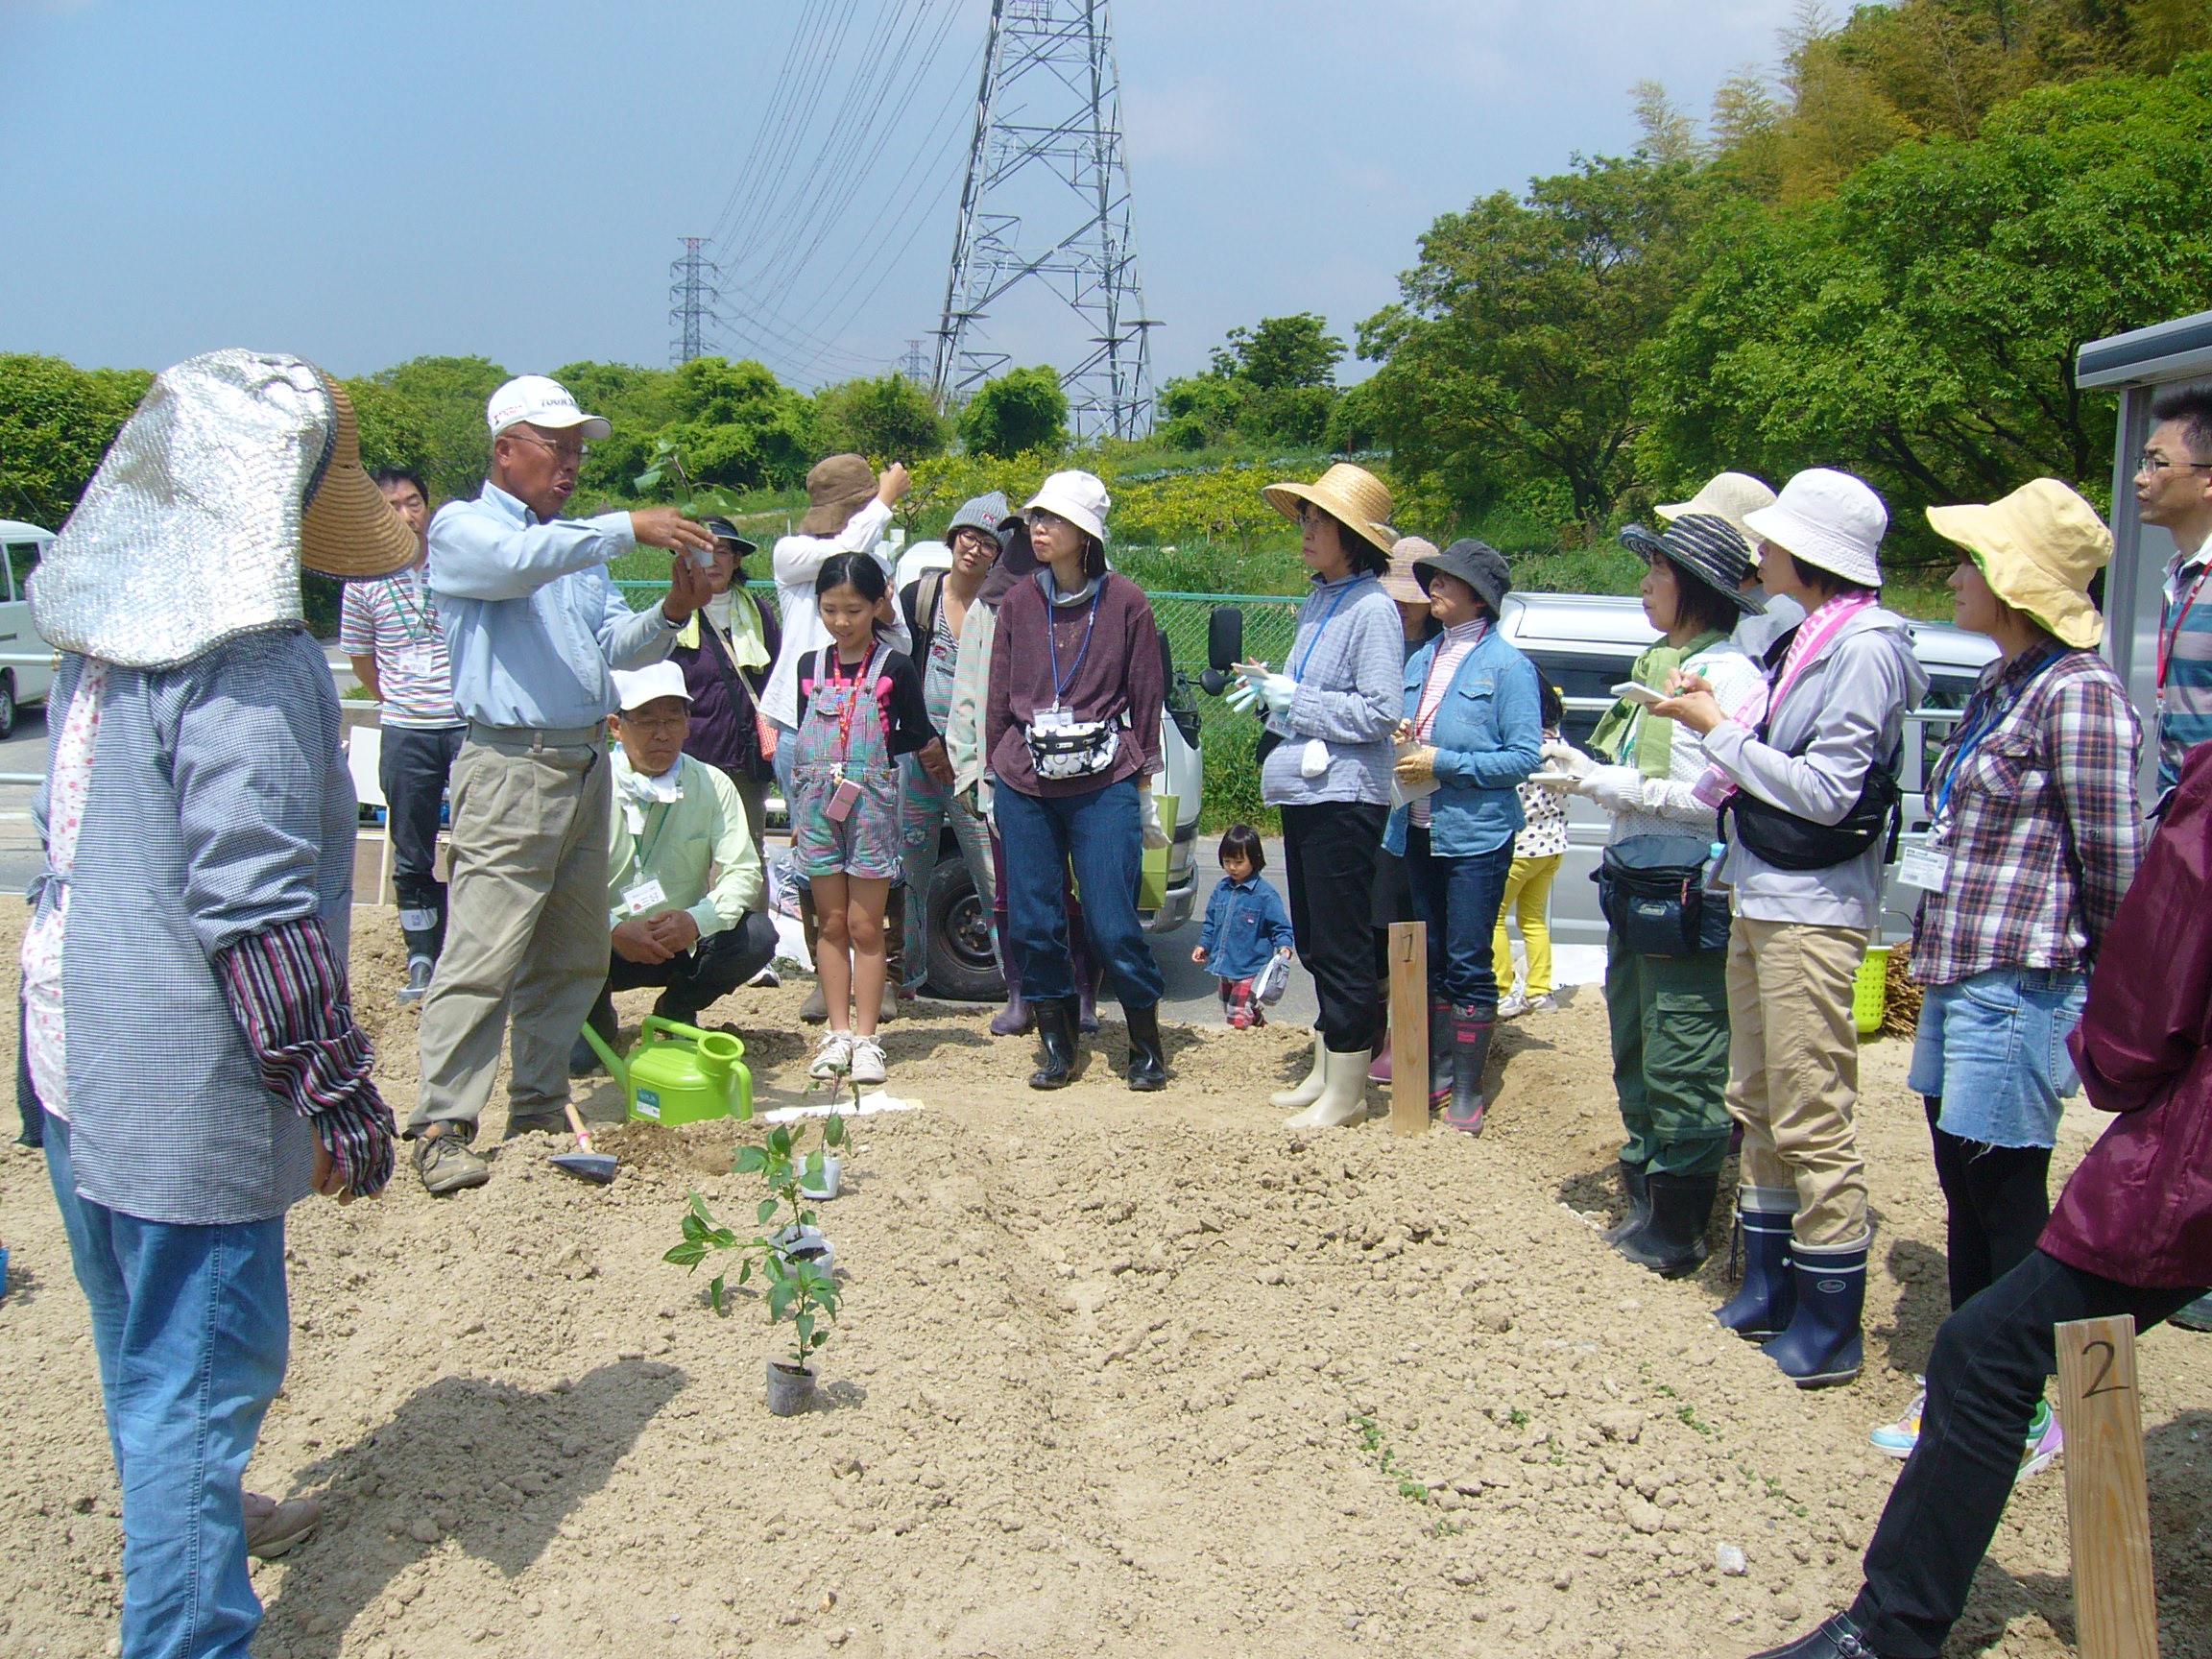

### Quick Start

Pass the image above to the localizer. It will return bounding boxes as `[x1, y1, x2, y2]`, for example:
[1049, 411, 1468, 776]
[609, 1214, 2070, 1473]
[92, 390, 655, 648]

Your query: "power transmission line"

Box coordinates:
[933, 0, 1158, 439]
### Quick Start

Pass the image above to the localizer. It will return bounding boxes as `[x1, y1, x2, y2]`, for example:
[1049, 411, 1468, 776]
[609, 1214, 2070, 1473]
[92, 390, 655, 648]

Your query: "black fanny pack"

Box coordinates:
[1724, 758, 1901, 872]
[1596, 834, 1729, 957]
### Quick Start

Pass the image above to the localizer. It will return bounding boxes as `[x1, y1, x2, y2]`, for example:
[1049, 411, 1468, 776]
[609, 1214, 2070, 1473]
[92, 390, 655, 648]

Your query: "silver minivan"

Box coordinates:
[1494, 591, 1997, 945]
[0, 519, 59, 736]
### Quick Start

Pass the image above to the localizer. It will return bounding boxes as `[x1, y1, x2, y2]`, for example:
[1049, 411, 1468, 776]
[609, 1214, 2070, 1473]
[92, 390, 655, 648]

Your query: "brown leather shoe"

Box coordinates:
[243, 1491, 322, 1560]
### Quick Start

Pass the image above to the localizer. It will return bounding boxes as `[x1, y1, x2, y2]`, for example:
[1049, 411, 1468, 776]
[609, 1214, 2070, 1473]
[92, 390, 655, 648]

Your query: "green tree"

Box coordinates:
[1158, 313, 1347, 450]
[340, 377, 440, 479]
[1356, 154, 1709, 525]
[549, 360, 681, 504]
[1640, 56, 2212, 567]
[956, 366, 1068, 459]
[655, 356, 816, 492]
[371, 354, 510, 503]
[0, 354, 153, 528]
[814, 372, 950, 462]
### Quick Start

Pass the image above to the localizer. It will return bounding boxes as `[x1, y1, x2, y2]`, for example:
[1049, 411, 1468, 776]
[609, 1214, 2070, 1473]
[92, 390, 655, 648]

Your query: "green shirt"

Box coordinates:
[606, 752, 762, 938]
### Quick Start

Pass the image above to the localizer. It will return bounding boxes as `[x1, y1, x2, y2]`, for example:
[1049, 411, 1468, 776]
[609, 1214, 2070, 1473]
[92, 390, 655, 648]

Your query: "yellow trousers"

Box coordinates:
[1492, 853, 1562, 998]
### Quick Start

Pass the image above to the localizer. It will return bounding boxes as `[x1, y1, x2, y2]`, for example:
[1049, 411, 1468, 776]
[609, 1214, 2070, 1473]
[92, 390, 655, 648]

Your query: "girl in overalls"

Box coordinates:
[791, 553, 945, 1086]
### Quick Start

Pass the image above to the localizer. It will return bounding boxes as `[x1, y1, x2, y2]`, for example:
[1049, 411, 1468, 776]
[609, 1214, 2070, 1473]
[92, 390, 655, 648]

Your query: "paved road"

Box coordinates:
[0, 704, 49, 894]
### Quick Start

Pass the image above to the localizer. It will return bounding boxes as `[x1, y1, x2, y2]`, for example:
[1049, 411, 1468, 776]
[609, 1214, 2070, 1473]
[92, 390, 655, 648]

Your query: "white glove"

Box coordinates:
[1540, 739, 1597, 780]
[1585, 765, 1648, 814]
[1229, 662, 1297, 715]
[1138, 784, 1170, 851]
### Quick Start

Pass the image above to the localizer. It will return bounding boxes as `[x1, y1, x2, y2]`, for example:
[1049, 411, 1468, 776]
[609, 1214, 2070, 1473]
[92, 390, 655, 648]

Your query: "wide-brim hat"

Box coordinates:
[1023, 469, 1112, 545]
[1656, 471, 1776, 550]
[1744, 468, 1887, 589]
[1415, 538, 1511, 614]
[1262, 462, 1396, 559]
[300, 373, 421, 580]
[799, 453, 878, 536]
[1620, 515, 1767, 615]
[702, 517, 759, 558]
[1382, 536, 1435, 604]
[1926, 478, 2111, 649]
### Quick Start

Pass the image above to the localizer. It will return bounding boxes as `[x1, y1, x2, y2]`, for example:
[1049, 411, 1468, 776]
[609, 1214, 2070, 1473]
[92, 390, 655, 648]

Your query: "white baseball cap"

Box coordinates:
[613, 661, 691, 712]
[486, 374, 612, 441]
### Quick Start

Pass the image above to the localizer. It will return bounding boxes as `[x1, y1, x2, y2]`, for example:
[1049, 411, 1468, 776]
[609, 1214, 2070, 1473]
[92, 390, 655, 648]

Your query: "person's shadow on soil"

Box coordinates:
[1869, 1237, 1951, 1378]
[257, 1359, 685, 1657]
[1944, 1405, 2212, 1654]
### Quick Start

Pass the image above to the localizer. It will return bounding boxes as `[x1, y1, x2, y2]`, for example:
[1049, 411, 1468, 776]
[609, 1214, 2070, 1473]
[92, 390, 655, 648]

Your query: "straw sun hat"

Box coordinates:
[302, 373, 421, 580]
[1925, 479, 2112, 650]
[1262, 462, 1397, 559]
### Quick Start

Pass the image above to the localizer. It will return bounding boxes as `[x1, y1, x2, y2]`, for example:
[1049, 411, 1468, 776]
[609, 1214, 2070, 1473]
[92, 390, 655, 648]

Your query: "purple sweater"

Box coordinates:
[985, 572, 1164, 799]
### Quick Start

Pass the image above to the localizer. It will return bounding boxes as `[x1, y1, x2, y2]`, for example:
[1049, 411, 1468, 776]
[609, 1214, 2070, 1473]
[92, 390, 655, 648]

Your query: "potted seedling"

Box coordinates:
[665, 1106, 849, 1415]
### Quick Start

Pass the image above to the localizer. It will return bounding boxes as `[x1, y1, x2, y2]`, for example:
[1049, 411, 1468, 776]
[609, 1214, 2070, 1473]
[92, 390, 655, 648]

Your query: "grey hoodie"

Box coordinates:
[1704, 605, 1930, 929]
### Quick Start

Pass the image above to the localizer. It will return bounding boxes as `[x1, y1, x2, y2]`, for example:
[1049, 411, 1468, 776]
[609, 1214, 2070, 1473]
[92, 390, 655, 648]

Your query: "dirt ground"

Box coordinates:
[3, 911, 2210, 1659]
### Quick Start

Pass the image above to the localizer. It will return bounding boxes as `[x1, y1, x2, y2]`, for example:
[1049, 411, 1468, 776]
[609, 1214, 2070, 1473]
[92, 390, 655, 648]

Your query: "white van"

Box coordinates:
[0, 520, 59, 736]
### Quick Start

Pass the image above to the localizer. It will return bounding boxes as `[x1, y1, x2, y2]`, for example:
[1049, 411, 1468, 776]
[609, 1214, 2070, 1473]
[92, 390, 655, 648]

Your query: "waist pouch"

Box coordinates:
[1725, 764, 1901, 872]
[1596, 834, 1728, 956]
[1025, 718, 1121, 782]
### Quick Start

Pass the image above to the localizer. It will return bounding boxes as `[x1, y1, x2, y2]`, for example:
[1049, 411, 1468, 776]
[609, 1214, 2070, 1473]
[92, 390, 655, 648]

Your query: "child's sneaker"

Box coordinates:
[808, 1032, 854, 1081]
[848, 1036, 887, 1087]
[2017, 1400, 2062, 1480]
[1525, 994, 1559, 1015]
[1497, 992, 1528, 1020]
[1869, 1382, 1925, 1457]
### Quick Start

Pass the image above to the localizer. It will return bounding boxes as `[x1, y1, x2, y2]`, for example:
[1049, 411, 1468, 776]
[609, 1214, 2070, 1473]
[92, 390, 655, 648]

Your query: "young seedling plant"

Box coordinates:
[665, 1103, 849, 1375]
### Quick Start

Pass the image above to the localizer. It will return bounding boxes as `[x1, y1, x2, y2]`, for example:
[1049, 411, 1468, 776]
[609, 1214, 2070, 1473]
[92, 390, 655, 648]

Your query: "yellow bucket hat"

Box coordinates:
[1925, 479, 2112, 649]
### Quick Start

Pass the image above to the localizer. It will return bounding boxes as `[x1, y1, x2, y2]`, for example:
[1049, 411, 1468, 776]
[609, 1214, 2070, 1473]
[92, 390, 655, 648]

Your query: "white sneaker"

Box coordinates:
[1525, 994, 1559, 1015]
[848, 1036, 887, 1087]
[1497, 993, 1529, 1020]
[808, 1032, 854, 1081]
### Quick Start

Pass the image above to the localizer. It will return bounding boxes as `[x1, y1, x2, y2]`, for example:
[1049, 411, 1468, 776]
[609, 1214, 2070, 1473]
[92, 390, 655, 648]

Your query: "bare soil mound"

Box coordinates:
[3, 927, 2208, 1659]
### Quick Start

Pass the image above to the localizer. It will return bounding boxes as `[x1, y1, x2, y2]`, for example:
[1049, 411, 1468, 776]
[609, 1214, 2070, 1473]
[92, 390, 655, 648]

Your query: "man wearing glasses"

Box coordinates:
[408, 374, 714, 1193]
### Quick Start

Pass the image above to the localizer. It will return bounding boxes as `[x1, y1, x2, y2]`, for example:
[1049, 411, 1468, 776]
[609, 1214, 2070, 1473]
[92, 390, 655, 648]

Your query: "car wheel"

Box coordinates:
[924, 855, 1006, 1001]
[0, 673, 18, 741]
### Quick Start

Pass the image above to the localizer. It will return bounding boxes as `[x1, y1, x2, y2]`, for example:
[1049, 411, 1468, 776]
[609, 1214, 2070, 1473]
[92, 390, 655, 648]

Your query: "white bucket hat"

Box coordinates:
[1023, 470, 1111, 544]
[1656, 471, 1776, 550]
[1743, 468, 1887, 589]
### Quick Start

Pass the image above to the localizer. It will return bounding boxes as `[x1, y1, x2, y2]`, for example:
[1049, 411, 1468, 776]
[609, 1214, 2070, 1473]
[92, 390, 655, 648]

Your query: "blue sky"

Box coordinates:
[0, 0, 1801, 389]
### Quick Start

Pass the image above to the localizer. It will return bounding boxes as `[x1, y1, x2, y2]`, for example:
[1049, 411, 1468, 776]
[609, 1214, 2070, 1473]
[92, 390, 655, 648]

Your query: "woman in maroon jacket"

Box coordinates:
[985, 470, 1169, 1093]
[672, 518, 781, 850]
[1758, 747, 2212, 1659]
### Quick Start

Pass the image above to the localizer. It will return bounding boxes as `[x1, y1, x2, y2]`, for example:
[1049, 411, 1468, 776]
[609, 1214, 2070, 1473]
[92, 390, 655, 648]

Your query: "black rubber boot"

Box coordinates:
[1426, 1000, 1453, 1104]
[1028, 996, 1078, 1090]
[1123, 1002, 1167, 1092]
[1600, 1160, 1650, 1245]
[1441, 1006, 1494, 1136]
[1716, 1202, 1796, 1340]
[1614, 1171, 1719, 1279]
[1761, 1238, 1867, 1388]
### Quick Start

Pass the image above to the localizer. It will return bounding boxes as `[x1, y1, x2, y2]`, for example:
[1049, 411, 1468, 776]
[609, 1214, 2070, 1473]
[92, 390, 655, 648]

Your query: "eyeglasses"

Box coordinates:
[2137, 450, 2212, 475]
[504, 431, 591, 464]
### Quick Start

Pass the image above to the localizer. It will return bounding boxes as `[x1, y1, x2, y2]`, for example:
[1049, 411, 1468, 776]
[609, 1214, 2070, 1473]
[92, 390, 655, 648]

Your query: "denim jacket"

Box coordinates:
[1384, 628, 1544, 859]
[1198, 874, 1296, 981]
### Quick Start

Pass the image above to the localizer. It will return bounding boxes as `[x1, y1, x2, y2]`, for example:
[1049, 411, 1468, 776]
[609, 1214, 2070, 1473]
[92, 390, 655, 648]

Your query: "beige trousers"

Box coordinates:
[410, 736, 611, 1136]
[1722, 915, 1871, 1248]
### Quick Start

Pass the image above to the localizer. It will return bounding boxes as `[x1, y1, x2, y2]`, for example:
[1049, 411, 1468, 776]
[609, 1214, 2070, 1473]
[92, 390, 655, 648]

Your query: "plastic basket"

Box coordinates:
[1853, 946, 1892, 1035]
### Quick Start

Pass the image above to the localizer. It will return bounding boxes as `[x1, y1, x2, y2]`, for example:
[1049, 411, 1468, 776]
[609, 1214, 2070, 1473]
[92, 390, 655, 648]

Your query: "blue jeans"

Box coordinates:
[996, 778, 1165, 1009]
[1908, 967, 2086, 1148]
[45, 1117, 290, 1659]
[1403, 826, 1514, 1011]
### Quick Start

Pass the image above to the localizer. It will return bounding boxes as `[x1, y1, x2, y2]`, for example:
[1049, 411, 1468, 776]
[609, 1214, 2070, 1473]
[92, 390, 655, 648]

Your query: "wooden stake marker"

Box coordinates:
[1387, 922, 1428, 1138]
[2055, 1314, 2158, 1659]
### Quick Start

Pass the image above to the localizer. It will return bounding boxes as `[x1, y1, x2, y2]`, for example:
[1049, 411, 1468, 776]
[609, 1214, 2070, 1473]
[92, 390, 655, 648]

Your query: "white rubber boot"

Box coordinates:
[1269, 1034, 1328, 1109]
[1284, 1048, 1371, 1129]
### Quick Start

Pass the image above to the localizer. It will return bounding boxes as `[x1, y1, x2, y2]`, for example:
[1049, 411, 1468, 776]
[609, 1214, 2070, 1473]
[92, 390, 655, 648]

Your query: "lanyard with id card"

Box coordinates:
[821, 646, 878, 819]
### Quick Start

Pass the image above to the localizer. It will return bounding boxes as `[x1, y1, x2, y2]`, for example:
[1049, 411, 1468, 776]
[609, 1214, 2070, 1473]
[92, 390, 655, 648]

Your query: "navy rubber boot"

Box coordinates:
[1716, 1200, 1795, 1340]
[1761, 1238, 1867, 1388]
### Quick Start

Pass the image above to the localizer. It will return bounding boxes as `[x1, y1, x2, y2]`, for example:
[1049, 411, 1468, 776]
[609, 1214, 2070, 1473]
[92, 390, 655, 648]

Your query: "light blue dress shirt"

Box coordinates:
[427, 481, 677, 729]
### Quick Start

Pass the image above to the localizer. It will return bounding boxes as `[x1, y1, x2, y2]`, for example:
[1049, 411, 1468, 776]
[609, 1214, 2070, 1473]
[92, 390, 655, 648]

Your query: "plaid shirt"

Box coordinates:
[1911, 644, 2144, 987]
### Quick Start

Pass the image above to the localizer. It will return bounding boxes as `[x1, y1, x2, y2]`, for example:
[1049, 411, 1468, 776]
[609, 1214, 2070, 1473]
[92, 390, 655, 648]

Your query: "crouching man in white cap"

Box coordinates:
[25, 350, 409, 1652]
[410, 374, 715, 1192]
[570, 662, 779, 1073]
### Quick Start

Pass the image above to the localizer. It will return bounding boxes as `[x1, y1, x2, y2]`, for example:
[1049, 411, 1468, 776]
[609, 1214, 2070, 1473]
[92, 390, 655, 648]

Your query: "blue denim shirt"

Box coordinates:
[1384, 628, 1544, 858]
[1198, 874, 1296, 981]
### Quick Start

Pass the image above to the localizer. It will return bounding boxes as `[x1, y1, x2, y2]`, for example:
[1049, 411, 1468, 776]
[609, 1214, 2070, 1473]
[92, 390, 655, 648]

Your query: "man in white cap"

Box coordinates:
[409, 373, 715, 1193]
[571, 662, 778, 1071]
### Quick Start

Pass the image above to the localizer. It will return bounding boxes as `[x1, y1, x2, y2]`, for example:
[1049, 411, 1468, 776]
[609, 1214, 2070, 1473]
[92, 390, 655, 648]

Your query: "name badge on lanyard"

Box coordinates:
[621, 877, 668, 916]
[1895, 843, 1949, 893]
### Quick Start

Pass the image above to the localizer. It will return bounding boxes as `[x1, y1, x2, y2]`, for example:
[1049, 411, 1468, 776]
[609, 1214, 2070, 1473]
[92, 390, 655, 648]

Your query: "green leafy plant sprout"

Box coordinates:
[663, 1107, 849, 1374]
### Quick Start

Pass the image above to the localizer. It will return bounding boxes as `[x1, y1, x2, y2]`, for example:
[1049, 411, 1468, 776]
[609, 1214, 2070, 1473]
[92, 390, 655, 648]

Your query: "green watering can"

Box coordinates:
[578, 1017, 753, 1126]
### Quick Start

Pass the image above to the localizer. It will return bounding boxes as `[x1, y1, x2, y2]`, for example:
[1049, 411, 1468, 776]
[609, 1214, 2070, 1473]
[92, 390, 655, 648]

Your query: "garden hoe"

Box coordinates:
[550, 1103, 618, 1185]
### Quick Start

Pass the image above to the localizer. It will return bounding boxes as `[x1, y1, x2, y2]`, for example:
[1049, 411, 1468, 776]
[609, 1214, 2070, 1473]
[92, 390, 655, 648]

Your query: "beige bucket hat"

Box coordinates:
[1262, 462, 1396, 558]
[1656, 471, 1776, 550]
[1925, 479, 2112, 649]
[1382, 536, 1435, 604]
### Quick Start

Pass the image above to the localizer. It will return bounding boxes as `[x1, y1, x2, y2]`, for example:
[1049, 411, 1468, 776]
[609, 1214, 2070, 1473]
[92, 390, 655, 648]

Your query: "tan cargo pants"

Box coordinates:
[409, 733, 611, 1137]
[1722, 915, 1872, 1248]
